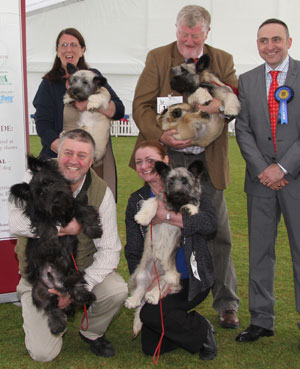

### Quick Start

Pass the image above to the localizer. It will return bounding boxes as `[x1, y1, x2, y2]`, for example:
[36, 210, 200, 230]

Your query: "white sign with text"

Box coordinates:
[0, 1, 27, 240]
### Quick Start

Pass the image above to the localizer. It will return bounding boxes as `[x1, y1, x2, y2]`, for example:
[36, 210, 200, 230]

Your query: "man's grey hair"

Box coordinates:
[176, 5, 211, 33]
[58, 129, 96, 160]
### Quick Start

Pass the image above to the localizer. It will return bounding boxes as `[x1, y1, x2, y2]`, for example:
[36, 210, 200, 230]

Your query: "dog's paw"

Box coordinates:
[125, 296, 141, 309]
[145, 288, 160, 305]
[181, 204, 199, 216]
[188, 87, 213, 106]
[63, 93, 74, 105]
[75, 290, 96, 305]
[49, 315, 67, 335]
[134, 198, 158, 226]
[223, 94, 241, 117]
[224, 105, 240, 118]
[83, 224, 102, 239]
[134, 212, 150, 226]
[87, 93, 109, 111]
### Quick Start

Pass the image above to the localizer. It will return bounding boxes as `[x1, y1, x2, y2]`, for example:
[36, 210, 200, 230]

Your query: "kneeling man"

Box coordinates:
[9, 129, 128, 361]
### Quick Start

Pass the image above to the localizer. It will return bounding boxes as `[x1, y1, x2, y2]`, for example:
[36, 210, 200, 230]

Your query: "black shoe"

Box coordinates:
[199, 319, 218, 361]
[79, 332, 115, 357]
[235, 324, 274, 342]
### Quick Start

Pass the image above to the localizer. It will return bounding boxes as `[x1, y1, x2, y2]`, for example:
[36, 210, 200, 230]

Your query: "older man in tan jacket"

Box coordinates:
[130, 4, 240, 329]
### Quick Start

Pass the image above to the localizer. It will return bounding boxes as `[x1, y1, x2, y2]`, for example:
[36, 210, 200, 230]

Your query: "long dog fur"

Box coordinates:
[125, 160, 203, 336]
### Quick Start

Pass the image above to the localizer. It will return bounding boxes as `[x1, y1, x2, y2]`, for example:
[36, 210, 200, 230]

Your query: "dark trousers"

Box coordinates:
[140, 279, 210, 355]
[167, 148, 239, 313]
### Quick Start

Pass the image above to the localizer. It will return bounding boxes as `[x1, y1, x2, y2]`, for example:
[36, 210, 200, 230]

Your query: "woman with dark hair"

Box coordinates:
[125, 140, 218, 360]
[33, 28, 124, 199]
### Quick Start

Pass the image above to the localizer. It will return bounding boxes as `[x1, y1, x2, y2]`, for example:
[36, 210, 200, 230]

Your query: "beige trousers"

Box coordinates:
[17, 271, 128, 362]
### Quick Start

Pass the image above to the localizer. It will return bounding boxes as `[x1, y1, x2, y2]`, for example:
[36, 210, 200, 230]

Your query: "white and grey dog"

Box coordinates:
[125, 160, 203, 337]
[63, 63, 111, 166]
[170, 54, 241, 118]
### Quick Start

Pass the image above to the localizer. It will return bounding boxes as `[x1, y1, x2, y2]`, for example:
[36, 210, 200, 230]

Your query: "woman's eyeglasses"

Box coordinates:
[58, 42, 80, 49]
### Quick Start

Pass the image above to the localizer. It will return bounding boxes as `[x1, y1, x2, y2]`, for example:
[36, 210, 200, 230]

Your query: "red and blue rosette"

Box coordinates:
[275, 86, 294, 124]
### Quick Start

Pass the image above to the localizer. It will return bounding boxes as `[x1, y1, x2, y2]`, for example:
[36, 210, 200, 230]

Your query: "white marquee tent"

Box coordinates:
[26, 0, 300, 120]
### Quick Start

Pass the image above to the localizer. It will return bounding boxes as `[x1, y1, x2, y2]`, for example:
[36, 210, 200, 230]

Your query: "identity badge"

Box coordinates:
[157, 95, 183, 114]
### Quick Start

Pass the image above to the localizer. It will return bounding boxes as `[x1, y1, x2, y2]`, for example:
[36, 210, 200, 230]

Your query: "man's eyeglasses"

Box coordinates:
[58, 42, 80, 49]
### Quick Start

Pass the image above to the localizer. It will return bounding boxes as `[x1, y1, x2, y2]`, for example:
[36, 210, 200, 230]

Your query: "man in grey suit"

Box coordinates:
[236, 18, 300, 343]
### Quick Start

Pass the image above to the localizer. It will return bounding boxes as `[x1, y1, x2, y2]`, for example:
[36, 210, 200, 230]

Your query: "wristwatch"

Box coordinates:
[219, 104, 226, 119]
[166, 212, 171, 223]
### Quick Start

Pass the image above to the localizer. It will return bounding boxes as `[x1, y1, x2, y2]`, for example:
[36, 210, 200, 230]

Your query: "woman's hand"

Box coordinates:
[74, 100, 88, 112]
[74, 100, 116, 118]
[151, 198, 167, 225]
[99, 100, 116, 118]
[152, 198, 184, 227]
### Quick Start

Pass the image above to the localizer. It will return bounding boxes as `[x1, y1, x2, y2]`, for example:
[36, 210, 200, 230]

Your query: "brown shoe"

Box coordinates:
[219, 310, 240, 329]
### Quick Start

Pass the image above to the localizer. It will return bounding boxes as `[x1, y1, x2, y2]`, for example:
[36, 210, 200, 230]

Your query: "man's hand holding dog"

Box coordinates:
[58, 218, 82, 236]
[194, 97, 222, 114]
[48, 289, 72, 309]
[160, 129, 192, 149]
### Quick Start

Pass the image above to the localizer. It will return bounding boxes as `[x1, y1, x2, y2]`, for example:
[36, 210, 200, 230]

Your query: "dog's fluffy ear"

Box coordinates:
[155, 161, 171, 179]
[66, 63, 78, 75]
[9, 182, 31, 207]
[27, 155, 55, 173]
[196, 54, 210, 73]
[93, 75, 107, 89]
[188, 160, 204, 177]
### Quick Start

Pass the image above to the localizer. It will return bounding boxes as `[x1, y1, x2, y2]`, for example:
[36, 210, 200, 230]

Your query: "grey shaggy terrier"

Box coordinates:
[63, 63, 111, 166]
[170, 54, 241, 118]
[125, 160, 203, 337]
[162, 54, 241, 147]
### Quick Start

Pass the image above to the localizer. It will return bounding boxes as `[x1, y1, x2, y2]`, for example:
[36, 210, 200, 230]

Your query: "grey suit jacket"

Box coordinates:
[236, 56, 300, 199]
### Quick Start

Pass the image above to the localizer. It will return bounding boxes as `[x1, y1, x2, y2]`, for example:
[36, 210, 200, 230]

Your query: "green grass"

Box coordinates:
[0, 136, 296, 369]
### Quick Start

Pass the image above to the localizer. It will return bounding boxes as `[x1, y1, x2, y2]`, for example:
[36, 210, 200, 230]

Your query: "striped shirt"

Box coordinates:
[265, 55, 289, 174]
[265, 55, 289, 95]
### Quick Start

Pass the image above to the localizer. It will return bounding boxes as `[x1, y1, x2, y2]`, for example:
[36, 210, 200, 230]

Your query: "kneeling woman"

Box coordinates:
[125, 140, 218, 360]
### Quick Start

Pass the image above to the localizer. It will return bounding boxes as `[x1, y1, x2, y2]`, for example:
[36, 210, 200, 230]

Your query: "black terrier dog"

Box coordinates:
[9, 156, 102, 335]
